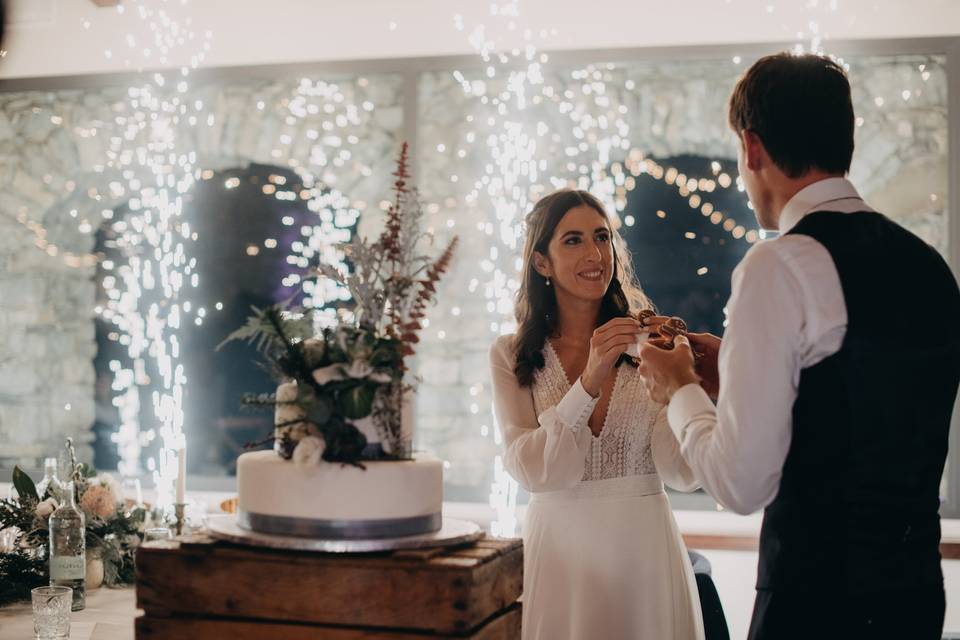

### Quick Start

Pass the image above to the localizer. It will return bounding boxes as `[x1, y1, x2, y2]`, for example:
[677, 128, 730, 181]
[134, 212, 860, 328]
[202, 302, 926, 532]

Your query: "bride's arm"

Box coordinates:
[489, 337, 595, 492]
[651, 407, 699, 492]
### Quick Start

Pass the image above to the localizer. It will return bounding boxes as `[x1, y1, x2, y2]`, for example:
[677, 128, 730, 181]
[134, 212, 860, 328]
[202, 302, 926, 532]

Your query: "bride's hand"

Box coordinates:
[580, 317, 642, 397]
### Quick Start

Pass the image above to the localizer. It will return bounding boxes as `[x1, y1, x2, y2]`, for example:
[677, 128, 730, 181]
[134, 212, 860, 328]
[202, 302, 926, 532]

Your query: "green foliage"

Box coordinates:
[223, 298, 406, 464]
[12, 466, 38, 502]
[217, 304, 314, 358]
[240, 392, 279, 412]
[0, 462, 151, 604]
[302, 391, 333, 427]
[0, 551, 46, 606]
[0, 496, 35, 534]
[337, 383, 377, 420]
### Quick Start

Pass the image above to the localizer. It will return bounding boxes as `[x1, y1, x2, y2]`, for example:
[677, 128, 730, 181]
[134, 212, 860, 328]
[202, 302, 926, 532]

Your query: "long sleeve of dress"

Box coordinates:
[650, 407, 699, 492]
[489, 336, 598, 492]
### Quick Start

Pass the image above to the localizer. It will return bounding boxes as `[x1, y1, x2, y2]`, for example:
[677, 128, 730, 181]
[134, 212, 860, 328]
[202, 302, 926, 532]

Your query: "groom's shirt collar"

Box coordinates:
[777, 177, 873, 235]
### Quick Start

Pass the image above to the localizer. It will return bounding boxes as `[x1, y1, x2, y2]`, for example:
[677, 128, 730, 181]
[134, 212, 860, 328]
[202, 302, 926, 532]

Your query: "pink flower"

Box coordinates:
[80, 484, 117, 520]
[35, 498, 58, 519]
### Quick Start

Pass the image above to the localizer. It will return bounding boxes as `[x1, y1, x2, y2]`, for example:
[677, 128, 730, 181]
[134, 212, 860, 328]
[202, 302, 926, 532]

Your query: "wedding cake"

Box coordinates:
[235, 380, 444, 539]
[222, 143, 457, 541]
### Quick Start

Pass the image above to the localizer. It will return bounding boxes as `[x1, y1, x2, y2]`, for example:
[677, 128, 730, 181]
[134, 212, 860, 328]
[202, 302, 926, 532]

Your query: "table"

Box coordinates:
[0, 587, 136, 640]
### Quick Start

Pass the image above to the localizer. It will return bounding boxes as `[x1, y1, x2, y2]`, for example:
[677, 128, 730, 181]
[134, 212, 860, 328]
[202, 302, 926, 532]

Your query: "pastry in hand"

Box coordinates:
[657, 317, 703, 361]
[659, 317, 688, 349]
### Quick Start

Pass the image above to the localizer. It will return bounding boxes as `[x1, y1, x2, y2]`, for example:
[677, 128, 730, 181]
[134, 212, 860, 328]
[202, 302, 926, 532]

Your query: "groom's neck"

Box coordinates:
[767, 169, 846, 229]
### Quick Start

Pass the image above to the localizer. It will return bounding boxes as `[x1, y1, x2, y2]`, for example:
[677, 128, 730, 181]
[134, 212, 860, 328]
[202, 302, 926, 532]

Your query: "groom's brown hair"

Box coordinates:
[728, 52, 854, 178]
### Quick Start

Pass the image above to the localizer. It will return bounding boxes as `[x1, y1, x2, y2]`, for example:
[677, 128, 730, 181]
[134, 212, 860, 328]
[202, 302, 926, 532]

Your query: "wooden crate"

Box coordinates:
[135, 533, 522, 639]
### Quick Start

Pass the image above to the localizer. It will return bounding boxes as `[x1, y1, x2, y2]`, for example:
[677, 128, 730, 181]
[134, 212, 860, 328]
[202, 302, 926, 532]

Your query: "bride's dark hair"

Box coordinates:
[512, 189, 652, 387]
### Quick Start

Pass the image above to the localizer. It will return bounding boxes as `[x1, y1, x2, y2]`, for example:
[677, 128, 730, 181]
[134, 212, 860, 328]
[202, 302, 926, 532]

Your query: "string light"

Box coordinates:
[616, 153, 760, 244]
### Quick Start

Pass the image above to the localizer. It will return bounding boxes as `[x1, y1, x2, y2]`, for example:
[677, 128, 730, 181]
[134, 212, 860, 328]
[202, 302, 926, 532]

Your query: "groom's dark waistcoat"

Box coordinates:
[758, 210, 960, 594]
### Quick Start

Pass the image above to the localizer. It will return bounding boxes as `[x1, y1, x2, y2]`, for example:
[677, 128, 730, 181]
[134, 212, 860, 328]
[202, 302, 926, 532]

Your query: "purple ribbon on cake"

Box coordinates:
[237, 509, 443, 540]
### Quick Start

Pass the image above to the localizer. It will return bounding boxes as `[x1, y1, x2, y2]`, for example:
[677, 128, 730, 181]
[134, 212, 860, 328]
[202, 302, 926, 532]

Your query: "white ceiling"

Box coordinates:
[2, 0, 959, 79]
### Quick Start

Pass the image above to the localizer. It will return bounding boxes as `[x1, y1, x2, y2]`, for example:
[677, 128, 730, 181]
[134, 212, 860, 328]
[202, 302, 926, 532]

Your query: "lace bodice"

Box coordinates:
[531, 343, 660, 481]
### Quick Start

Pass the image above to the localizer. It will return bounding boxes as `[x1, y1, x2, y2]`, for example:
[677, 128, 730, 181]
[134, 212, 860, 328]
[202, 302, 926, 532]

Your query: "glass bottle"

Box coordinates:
[48, 481, 85, 611]
[35, 457, 60, 499]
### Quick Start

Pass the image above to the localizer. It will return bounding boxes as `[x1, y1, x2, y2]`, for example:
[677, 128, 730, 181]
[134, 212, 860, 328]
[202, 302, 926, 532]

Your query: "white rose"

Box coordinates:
[312, 364, 345, 386]
[292, 436, 326, 467]
[35, 498, 58, 519]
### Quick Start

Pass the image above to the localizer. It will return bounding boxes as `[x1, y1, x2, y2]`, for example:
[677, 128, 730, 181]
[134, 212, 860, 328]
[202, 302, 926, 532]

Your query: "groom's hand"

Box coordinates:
[637, 335, 700, 405]
[687, 332, 721, 401]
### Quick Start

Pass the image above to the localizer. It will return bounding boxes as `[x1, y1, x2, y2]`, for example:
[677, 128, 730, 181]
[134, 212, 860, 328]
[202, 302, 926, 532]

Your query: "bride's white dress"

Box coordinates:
[490, 335, 705, 640]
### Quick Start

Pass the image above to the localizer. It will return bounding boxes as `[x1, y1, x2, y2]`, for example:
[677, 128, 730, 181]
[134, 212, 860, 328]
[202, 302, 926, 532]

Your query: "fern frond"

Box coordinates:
[217, 304, 314, 355]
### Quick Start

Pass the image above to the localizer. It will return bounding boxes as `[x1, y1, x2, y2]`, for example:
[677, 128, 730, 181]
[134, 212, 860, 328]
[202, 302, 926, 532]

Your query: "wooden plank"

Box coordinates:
[391, 547, 449, 562]
[459, 548, 523, 630]
[136, 536, 522, 635]
[446, 547, 502, 560]
[135, 603, 521, 639]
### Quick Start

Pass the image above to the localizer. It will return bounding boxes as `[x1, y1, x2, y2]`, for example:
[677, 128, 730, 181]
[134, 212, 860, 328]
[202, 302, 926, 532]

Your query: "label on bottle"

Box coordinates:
[50, 554, 85, 581]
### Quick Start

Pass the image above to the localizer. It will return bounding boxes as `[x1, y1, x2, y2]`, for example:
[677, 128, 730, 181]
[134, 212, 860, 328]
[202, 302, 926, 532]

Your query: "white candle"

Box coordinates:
[176, 446, 186, 505]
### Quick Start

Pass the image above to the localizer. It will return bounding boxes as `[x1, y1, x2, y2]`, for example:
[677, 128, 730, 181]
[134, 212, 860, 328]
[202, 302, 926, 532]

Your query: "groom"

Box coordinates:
[638, 53, 960, 639]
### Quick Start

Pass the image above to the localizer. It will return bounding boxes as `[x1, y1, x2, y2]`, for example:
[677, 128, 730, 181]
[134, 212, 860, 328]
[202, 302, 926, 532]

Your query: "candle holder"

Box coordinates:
[173, 503, 187, 536]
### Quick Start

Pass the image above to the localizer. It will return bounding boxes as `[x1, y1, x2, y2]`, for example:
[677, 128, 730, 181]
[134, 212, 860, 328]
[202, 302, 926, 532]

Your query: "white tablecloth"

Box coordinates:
[0, 587, 136, 640]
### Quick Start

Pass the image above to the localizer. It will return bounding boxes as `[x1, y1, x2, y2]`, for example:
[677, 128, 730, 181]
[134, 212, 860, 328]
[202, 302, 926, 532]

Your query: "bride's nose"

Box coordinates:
[585, 240, 603, 261]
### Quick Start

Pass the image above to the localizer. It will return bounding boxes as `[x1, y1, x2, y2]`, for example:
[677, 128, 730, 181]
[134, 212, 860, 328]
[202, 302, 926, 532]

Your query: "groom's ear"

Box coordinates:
[741, 129, 766, 172]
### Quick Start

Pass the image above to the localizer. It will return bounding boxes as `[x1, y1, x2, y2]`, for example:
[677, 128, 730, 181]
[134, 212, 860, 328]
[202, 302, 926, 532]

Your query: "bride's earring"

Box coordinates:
[545, 276, 551, 287]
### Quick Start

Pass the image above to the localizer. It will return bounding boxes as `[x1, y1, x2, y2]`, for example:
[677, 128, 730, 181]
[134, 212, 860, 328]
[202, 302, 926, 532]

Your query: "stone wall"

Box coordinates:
[0, 73, 402, 467]
[0, 54, 949, 501]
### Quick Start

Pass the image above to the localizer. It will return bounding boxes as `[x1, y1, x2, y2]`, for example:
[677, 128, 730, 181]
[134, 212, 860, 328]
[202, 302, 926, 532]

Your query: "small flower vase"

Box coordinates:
[85, 550, 104, 590]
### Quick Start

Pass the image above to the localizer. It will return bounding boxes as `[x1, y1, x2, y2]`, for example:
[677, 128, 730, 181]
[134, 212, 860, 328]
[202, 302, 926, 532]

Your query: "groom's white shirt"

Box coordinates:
[666, 177, 875, 514]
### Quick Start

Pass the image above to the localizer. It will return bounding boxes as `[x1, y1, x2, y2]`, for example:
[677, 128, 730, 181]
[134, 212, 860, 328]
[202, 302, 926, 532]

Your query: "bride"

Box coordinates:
[489, 189, 705, 639]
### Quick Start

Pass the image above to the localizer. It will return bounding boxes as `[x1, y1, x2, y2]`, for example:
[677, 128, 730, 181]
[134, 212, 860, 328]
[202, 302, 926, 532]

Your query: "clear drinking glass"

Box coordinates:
[31, 586, 71, 640]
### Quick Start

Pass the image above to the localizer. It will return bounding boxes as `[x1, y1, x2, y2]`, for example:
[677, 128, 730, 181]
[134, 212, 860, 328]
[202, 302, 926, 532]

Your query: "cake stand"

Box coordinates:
[206, 514, 483, 553]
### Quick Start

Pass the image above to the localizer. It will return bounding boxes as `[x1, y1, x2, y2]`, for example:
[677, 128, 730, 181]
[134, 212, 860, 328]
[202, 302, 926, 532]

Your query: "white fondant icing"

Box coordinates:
[237, 450, 443, 522]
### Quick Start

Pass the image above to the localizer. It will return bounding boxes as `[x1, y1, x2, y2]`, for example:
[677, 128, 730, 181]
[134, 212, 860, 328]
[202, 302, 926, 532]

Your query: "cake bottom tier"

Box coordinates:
[236, 450, 443, 539]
